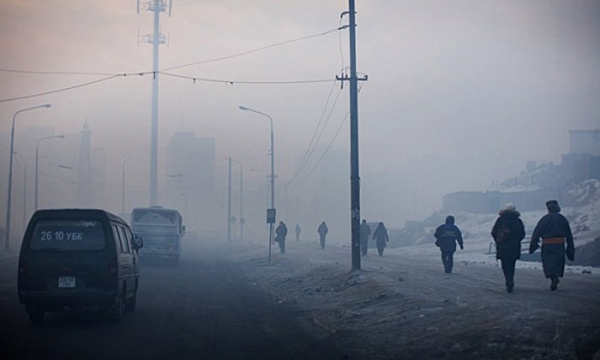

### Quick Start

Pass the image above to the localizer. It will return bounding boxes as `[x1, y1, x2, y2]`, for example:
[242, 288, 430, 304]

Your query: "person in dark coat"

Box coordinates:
[529, 200, 575, 291]
[295, 224, 301, 241]
[491, 204, 526, 293]
[373, 222, 389, 256]
[360, 220, 372, 256]
[317, 221, 328, 249]
[275, 221, 288, 254]
[434, 215, 464, 274]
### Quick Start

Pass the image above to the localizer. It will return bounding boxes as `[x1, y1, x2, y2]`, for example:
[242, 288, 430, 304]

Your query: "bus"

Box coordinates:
[131, 206, 183, 263]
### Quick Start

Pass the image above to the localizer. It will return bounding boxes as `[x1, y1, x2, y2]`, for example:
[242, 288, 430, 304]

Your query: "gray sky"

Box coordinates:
[1, 0, 599, 229]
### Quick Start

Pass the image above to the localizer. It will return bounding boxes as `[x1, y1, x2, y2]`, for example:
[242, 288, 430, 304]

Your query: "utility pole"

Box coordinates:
[138, 0, 171, 206]
[227, 157, 232, 242]
[240, 167, 244, 241]
[337, 0, 368, 271]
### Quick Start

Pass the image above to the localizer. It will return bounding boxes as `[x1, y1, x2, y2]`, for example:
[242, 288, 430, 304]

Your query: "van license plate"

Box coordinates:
[58, 276, 76, 288]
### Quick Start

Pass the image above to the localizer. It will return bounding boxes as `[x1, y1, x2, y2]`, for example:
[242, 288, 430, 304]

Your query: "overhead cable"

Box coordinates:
[0, 74, 123, 103]
[291, 83, 365, 187]
[159, 71, 333, 85]
[161, 27, 342, 72]
[286, 83, 345, 186]
[285, 80, 340, 186]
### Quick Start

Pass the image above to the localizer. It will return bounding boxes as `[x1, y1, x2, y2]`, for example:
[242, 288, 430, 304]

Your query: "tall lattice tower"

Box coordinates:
[138, 0, 172, 206]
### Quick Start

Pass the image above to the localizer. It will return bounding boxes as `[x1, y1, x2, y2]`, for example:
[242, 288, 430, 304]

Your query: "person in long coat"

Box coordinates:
[491, 204, 526, 293]
[317, 221, 328, 249]
[360, 220, 372, 256]
[373, 222, 389, 256]
[295, 224, 301, 241]
[275, 221, 288, 254]
[529, 200, 575, 291]
[434, 215, 464, 274]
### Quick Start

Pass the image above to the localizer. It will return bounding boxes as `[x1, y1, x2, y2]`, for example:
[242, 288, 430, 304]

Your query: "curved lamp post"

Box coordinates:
[239, 106, 274, 262]
[35, 134, 65, 211]
[4, 103, 51, 250]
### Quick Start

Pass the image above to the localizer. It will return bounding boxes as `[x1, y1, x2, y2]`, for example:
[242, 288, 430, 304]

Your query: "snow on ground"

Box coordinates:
[217, 235, 600, 360]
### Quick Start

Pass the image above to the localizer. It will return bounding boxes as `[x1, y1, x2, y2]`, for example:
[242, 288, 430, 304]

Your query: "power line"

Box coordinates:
[286, 82, 345, 186]
[159, 71, 333, 85]
[0, 70, 334, 103]
[161, 27, 343, 72]
[0, 28, 343, 79]
[293, 111, 350, 187]
[285, 80, 339, 186]
[0, 74, 125, 103]
[291, 82, 364, 187]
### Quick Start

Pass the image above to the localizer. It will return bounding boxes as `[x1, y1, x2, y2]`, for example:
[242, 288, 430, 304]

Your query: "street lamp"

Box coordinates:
[4, 103, 51, 250]
[35, 134, 65, 211]
[239, 106, 275, 261]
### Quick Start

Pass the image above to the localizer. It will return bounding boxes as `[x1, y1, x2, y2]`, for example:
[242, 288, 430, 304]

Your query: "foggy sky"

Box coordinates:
[1, 0, 599, 233]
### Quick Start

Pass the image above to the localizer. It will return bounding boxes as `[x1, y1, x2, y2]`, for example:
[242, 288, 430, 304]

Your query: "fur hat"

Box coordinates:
[503, 203, 516, 211]
[546, 200, 561, 213]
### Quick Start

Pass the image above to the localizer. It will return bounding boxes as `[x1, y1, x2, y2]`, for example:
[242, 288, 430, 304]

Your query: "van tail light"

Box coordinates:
[108, 258, 117, 275]
[19, 260, 27, 276]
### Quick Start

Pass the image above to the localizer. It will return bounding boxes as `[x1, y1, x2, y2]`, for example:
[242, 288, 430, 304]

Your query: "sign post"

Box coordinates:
[266, 208, 276, 263]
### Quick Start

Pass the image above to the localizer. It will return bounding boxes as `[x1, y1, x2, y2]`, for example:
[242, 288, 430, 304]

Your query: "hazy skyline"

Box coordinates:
[1, 0, 599, 234]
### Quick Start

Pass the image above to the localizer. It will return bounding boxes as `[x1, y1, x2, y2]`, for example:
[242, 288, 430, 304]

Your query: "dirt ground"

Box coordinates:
[224, 237, 600, 360]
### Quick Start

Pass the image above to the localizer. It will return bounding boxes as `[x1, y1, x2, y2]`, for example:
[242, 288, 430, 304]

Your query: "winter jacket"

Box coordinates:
[360, 223, 371, 242]
[434, 223, 463, 253]
[491, 209, 526, 260]
[373, 225, 389, 246]
[530, 212, 575, 278]
[318, 223, 328, 237]
[275, 224, 287, 241]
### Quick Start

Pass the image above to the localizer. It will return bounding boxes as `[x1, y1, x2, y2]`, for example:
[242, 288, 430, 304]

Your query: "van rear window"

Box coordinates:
[30, 220, 106, 251]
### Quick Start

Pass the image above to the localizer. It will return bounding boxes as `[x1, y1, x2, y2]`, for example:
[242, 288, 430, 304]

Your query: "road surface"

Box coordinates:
[0, 237, 348, 360]
[2, 235, 599, 360]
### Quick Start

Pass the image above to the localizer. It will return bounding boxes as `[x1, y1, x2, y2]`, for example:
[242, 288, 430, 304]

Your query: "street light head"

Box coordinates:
[238, 106, 249, 111]
[57, 135, 65, 139]
[42, 104, 51, 108]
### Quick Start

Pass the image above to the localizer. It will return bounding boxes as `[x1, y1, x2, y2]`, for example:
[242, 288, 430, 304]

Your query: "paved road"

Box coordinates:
[0, 238, 348, 360]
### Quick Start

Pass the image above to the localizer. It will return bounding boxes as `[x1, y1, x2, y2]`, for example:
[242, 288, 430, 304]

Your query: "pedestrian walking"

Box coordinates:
[491, 204, 526, 293]
[529, 200, 575, 291]
[317, 221, 328, 249]
[373, 222, 389, 256]
[295, 224, 301, 241]
[360, 220, 371, 256]
[275, 221, 288, 254]
[434, 215, 464, 274]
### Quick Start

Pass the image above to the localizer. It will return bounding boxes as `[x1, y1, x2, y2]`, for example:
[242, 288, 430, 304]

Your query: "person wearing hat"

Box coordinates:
[275, 221, 288, 254]
[529, 200, 575, 291]
[491, 203, 526, 293]
[434, 215, 464, 274]
[373, 222, 389, 256]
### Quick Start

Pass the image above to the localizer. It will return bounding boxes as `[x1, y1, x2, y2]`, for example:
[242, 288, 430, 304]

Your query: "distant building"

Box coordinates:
[570, 129, 600, 156]
[443, 129, 600, 213]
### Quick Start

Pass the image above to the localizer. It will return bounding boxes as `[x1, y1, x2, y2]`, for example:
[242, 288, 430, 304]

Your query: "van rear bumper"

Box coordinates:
[19, 291, 116, 310]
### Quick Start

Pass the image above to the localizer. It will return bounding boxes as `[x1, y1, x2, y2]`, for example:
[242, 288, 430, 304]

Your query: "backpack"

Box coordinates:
[495, 223, 511, 244]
